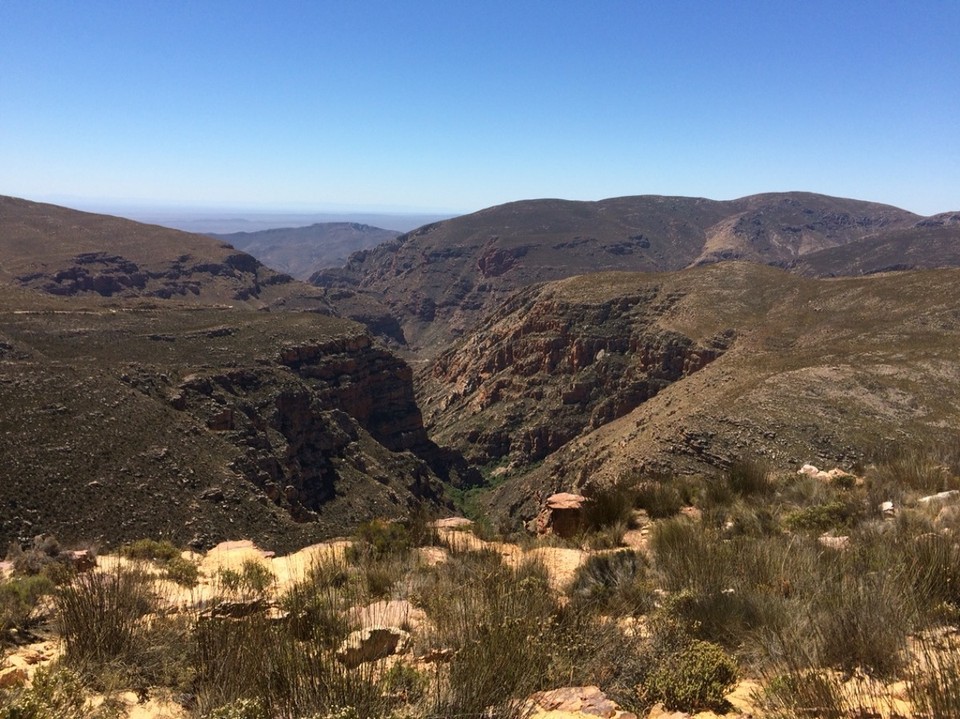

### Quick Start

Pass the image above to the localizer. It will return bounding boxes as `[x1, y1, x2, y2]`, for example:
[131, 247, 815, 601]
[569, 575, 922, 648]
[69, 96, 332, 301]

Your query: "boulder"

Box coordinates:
[532, 493, 587, 538]
[336, 626, 409, 668]
[0, 666, 28, 689]
[346, 599, 426, 632]
[918, 490, 960, 506]
[524, 685, 638, 719]
[433, 516, 473, 530]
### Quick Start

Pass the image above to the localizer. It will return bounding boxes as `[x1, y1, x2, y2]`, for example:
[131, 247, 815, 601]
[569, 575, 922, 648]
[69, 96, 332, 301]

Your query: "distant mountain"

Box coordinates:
[211, 223, 401, 280]
[0, 195, 300, 306]
[784, 212, 960, 276]
[313, 192, 924, 356]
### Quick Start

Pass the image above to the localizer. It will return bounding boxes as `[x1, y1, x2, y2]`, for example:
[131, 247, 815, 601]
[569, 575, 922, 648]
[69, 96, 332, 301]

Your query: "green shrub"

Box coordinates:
[217, 559, 272, 596]
[581, 482, 637, 532]
[204, 698, 269, 719]
[0, 574, 54, 637]
[348, 519, 412, 561]
[784, 501, 858, 533]
[644, 638, 737, 712]
[0, 666, 90, 719]
[726, 457, 775, 497]
[418, 552, 560, 717]
[163, 556, 201, 588]
[56, 565, 157, 668]
[118, 539, 181, 563]
[634, 482, 684, 519]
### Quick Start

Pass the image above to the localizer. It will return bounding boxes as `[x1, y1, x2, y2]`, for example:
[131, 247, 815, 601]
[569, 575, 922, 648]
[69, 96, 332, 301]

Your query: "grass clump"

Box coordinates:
[118, 539, 180, 563]
[348, 519, 412, 562]
[218, 559, 273, 596]
[569, 549, 653, 615]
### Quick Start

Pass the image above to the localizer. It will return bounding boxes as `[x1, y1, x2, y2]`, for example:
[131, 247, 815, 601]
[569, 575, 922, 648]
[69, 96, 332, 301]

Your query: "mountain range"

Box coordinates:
[2, 191, 960, 545]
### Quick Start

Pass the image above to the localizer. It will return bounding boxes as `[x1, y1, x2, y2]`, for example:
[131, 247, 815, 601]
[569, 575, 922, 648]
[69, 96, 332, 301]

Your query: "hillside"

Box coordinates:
[786, 212, 960, 276]
[210, 222, 400, 280]
[0, 195, 314, 307]
[314, 192, 920, 355]
[412, 263, 960, 522]
[0, 197, 474, 552]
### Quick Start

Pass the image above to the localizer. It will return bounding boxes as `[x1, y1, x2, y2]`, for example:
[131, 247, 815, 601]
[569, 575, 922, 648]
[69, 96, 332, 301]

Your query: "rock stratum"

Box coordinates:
[414, 263, 960, 523]
[0, 198, 469, 551]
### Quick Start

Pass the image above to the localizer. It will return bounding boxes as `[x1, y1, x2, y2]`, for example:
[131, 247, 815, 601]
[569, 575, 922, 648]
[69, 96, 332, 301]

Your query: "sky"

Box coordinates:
[1, 1, 958, 216]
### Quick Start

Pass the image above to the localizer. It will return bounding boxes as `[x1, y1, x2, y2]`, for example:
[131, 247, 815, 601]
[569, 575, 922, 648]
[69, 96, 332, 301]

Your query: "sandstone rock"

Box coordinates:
[66, 549, 97, 572]
[819, 534, 850, 551]
[0, 666, 28, 688]
[524, 685, 638, 719]
[919, 490, 960, 506]
[532, 492, 587, 538]
[336, 626, 409, 668]
[433, 516, 474, 530]
[347, 599, 426, 632]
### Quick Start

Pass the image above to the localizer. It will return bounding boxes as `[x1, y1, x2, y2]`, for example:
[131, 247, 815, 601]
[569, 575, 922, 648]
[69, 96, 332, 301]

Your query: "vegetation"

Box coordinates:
[5, 447, 960, 718]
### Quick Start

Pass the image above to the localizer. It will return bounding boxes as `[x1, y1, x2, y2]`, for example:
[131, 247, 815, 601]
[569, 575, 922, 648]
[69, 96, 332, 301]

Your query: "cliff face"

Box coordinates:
[0, 299, 451, 552]
[419, 281, 732, 470]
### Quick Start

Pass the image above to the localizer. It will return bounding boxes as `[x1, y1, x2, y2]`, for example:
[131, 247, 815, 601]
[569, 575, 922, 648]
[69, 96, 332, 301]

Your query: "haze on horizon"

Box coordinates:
[1, 1, 958, 218]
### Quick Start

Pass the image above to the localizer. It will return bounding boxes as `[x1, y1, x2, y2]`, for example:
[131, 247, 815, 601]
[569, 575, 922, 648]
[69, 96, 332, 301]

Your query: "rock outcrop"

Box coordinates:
[419, 280, 731, 469]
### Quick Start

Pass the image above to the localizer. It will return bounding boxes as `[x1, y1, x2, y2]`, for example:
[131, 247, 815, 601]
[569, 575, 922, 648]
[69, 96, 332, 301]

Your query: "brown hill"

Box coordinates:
[0, 197, 473, 551]
[210, 222, 401, 280]
[412, 263, 960, 523]
[313, 192, 918, 356]
[785, 213, 960, 276]
[0, 195, 307, 306]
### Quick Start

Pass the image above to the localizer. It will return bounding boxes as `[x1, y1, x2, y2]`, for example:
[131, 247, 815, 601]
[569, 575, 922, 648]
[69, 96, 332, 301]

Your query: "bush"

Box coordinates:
[0, 666, 90, 719]
[0, 574, 54, 637]
[644, 637, 737, 712]
[217, 560, 272, 596]
[634, 482, 684, 519]
[118, 539, 181, 563]
[164, 556, 201, 588]
[581, 482, 637, 532]
[784, 501, 859, 533]
[348, 519, 412, 561]
[726, 457, 775, 497]
[417, 551, 560, 717]
[569, 550, 653, 615]
[205, 698, 269, 719]
[56, 565, 157, 668]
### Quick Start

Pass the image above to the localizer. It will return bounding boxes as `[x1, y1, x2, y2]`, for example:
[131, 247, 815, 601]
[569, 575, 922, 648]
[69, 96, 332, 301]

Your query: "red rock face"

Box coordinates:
[419, 284, 731, 469]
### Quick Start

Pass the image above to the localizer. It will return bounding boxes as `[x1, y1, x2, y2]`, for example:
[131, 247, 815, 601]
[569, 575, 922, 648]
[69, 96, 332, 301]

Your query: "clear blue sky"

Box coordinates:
[1, 1, 957, 215]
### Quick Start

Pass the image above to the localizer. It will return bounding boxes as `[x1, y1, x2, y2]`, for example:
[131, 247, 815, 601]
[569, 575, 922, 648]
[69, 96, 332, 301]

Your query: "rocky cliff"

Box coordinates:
[412, 264, 960, 526]
[419, 281, 732, 469]
[0, 291, 455, 552]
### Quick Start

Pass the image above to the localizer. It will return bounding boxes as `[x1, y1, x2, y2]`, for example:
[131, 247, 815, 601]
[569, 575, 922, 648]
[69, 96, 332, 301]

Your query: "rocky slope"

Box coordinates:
[0, 197, 478, 552]
[210, 222, 401, 280]
[314, 193, 921, 355]
[0, 289, 460, 551]
[412, 264, 960, 523]
[785, 212, 960, 276]
[0, 195, 317, 307]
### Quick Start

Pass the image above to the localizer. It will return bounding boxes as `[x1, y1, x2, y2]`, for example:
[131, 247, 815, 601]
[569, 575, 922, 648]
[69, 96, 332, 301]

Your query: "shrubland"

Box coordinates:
[3, 448, 960, 718]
